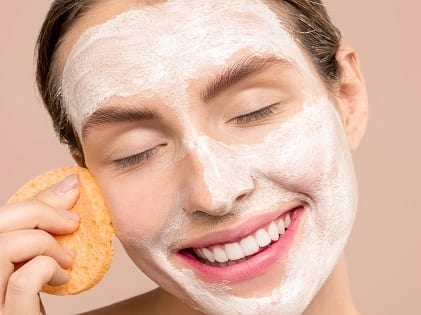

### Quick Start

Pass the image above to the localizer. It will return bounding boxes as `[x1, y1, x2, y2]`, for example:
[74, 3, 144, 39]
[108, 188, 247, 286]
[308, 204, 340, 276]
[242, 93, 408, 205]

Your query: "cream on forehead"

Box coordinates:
[62, 0, 311, 134]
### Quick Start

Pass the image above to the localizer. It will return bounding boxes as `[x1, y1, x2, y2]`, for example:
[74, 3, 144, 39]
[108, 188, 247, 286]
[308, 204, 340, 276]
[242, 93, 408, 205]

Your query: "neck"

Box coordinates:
[303, 255, 361, 315]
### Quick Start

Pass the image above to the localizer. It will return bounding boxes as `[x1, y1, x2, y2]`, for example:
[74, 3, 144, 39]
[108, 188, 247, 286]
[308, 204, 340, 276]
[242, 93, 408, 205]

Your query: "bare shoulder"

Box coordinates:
[77, 288, 162, 315]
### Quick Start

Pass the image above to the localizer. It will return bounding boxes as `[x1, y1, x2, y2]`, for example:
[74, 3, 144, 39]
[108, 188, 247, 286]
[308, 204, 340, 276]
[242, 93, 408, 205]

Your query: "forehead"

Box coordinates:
[61, 0, 311, 134]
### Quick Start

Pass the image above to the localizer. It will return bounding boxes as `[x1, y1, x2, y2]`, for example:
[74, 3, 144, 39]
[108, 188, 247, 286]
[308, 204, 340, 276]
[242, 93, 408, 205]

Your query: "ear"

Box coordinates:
[335, 45, 368, 150]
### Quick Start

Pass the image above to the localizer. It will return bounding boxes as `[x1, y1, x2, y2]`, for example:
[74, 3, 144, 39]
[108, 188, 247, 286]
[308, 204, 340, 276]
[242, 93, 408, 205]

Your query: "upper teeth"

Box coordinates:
[193, 213, 291, 264]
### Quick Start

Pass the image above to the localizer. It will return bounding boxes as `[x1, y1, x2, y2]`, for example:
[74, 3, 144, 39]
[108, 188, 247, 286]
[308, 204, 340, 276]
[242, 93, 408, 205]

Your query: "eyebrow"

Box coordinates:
[201, 55, 291, 102]
[82, 106, 161, 139]
[81, 55, 290, 139]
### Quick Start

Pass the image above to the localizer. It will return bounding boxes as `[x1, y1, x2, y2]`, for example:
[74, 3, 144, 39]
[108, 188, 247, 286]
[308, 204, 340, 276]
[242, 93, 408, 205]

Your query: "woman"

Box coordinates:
[0, 0, 368, 314]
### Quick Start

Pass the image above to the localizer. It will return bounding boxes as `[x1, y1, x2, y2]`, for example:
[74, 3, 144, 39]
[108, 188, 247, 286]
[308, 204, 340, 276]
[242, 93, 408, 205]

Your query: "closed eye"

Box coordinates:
[228, 103, 280, 125]
[113, 144, 166, 170]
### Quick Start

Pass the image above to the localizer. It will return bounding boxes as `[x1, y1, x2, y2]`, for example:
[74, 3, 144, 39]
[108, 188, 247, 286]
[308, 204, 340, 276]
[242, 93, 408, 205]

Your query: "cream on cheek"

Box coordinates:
[120, 97, 358, 315]
[62, 1, 357, 314]
[63, 0, 317, 213]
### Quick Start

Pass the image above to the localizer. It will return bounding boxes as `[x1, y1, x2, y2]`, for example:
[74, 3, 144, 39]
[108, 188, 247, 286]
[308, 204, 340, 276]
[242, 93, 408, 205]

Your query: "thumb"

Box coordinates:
[35, 174, 80, 210]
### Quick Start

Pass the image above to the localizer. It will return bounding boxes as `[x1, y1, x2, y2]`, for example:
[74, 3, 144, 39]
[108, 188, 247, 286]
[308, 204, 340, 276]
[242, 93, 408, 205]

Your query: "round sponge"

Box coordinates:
[7, 166, 114, 295]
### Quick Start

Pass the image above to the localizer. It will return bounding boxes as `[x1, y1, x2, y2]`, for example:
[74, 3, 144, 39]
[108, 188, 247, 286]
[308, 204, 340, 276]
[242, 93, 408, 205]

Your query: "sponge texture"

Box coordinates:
[8, 166, 114, 295]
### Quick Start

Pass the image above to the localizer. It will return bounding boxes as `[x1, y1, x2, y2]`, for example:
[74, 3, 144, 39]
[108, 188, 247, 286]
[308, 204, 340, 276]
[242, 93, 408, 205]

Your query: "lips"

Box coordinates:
[177, 205, 305, 282]
[193, 212, 291, 266]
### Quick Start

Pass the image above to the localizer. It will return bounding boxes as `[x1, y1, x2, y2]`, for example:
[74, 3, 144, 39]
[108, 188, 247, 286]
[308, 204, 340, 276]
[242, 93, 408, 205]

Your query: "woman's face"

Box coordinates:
[60, 1, 358, 314]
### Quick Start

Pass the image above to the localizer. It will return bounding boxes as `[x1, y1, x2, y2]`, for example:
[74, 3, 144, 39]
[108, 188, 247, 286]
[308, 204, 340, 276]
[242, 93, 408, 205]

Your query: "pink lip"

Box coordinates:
[177, 205, 306, 283]
[179, 200, 305, 249]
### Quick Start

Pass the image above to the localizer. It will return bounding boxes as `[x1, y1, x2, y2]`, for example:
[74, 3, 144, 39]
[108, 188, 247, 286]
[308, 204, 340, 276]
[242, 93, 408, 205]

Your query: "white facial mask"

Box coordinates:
[124, 96, 357, 315]
[62, 1, 358, 314]
[62, 0, 314, 135]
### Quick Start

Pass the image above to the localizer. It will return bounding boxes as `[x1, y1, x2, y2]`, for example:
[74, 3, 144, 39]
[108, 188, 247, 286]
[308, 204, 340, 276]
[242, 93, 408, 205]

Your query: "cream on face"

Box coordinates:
[63, 1, 358, 314]
[137, 98, 357, 315]
[62, 0, 314, 135]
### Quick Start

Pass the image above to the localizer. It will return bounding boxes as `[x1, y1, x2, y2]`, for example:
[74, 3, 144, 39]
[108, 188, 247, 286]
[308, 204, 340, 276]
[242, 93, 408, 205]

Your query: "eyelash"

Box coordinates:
[112, 103, 278, 170]
[113, 146, 162, 170]
[230, 103, 279, 125]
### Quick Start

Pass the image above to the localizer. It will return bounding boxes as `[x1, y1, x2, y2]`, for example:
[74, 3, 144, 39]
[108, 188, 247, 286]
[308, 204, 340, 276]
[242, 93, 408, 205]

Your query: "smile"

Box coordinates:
[178, 205, 305, 282]
[193, 212, 292, 266]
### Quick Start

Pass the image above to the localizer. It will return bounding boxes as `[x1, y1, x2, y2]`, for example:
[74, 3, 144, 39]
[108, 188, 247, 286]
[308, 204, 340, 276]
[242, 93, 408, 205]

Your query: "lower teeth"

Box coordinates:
[200, 257, 249, 267]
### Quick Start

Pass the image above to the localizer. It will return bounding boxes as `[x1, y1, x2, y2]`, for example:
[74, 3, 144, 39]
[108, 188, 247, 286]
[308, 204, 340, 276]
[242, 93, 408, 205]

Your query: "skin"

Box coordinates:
[0, 0, 368, 314]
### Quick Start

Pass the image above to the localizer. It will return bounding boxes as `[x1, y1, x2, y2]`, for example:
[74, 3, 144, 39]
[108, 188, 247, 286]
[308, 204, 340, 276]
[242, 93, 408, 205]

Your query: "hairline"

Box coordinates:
[45, 0, 340, 158]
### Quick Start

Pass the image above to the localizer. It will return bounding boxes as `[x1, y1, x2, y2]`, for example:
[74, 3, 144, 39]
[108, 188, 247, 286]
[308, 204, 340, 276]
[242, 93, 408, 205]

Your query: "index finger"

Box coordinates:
[1, 175, 81, 234]
[0, 200, 79, 235]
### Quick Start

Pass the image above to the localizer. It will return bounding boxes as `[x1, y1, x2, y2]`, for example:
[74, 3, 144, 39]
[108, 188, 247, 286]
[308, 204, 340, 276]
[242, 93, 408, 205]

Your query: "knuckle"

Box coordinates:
[8, 271, 33, 294]
[25, 198, 46, 212]
[32, 256, 57, 272]
[8, 256, 57, 295]
[7, 198, 46, 220]
[24, 230, 57, 253]
[33, 230, 56, 246]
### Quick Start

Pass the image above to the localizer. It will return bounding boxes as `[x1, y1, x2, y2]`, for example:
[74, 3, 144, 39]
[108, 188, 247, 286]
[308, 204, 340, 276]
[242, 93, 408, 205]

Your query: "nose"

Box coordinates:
[182, 137, 254, 216]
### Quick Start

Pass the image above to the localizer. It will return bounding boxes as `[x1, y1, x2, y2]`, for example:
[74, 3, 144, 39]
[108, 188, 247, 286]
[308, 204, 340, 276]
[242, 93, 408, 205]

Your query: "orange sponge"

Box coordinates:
[7, 166, 114, 295]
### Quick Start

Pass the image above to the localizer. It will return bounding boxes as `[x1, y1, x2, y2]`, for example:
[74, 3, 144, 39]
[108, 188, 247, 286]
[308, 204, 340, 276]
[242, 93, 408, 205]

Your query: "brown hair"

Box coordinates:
[35, 0, 342, 157]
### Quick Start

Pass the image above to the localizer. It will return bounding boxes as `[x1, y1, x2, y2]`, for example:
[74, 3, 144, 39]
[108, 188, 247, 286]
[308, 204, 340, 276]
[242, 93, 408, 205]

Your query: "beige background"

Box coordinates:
[1, 1, 420, 314]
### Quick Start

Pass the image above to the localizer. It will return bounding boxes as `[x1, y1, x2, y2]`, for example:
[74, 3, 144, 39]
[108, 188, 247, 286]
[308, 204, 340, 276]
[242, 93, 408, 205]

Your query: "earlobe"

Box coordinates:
[335, 45, 368, 151]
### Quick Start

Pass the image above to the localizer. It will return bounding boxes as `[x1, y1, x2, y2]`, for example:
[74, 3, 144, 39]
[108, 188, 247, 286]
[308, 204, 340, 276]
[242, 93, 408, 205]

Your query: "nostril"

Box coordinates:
[235, 189, 252, 202]
[235, 193, 247, 202]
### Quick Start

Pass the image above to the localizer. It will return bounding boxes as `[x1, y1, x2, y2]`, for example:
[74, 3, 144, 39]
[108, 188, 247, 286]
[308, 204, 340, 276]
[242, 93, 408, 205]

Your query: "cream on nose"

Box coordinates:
[183, 136, 254, 215]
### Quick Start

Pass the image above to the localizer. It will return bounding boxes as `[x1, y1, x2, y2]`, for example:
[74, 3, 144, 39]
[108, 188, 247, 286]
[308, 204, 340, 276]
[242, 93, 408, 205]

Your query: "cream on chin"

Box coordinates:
[60, 0, 358, 313]
[116, 96, 358, 315]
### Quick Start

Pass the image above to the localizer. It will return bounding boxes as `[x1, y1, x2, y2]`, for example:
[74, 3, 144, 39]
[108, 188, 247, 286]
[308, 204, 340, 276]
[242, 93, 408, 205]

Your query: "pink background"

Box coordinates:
[0, 1, 420, 314]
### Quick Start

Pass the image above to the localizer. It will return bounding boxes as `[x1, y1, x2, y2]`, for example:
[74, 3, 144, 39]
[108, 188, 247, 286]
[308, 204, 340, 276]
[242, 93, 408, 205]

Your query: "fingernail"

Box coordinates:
[55, 175, 79, 194]
[57, 208, 80, 222]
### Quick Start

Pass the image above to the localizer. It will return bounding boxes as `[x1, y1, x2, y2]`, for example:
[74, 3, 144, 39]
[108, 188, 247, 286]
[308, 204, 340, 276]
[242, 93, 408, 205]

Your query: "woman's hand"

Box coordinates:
[0, 175, 80, 315]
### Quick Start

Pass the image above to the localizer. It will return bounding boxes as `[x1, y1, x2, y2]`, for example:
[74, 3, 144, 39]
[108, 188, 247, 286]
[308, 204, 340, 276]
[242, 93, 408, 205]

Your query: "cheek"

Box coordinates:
[98, 169, 179, 240]
[264, 135, 328, 192]
[249, 116, 333, 194]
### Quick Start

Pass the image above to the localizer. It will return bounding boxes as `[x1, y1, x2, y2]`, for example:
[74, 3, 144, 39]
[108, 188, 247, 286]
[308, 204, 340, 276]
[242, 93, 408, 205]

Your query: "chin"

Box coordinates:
[123, 198, 355, 315]
[118, 99, 358, 315]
